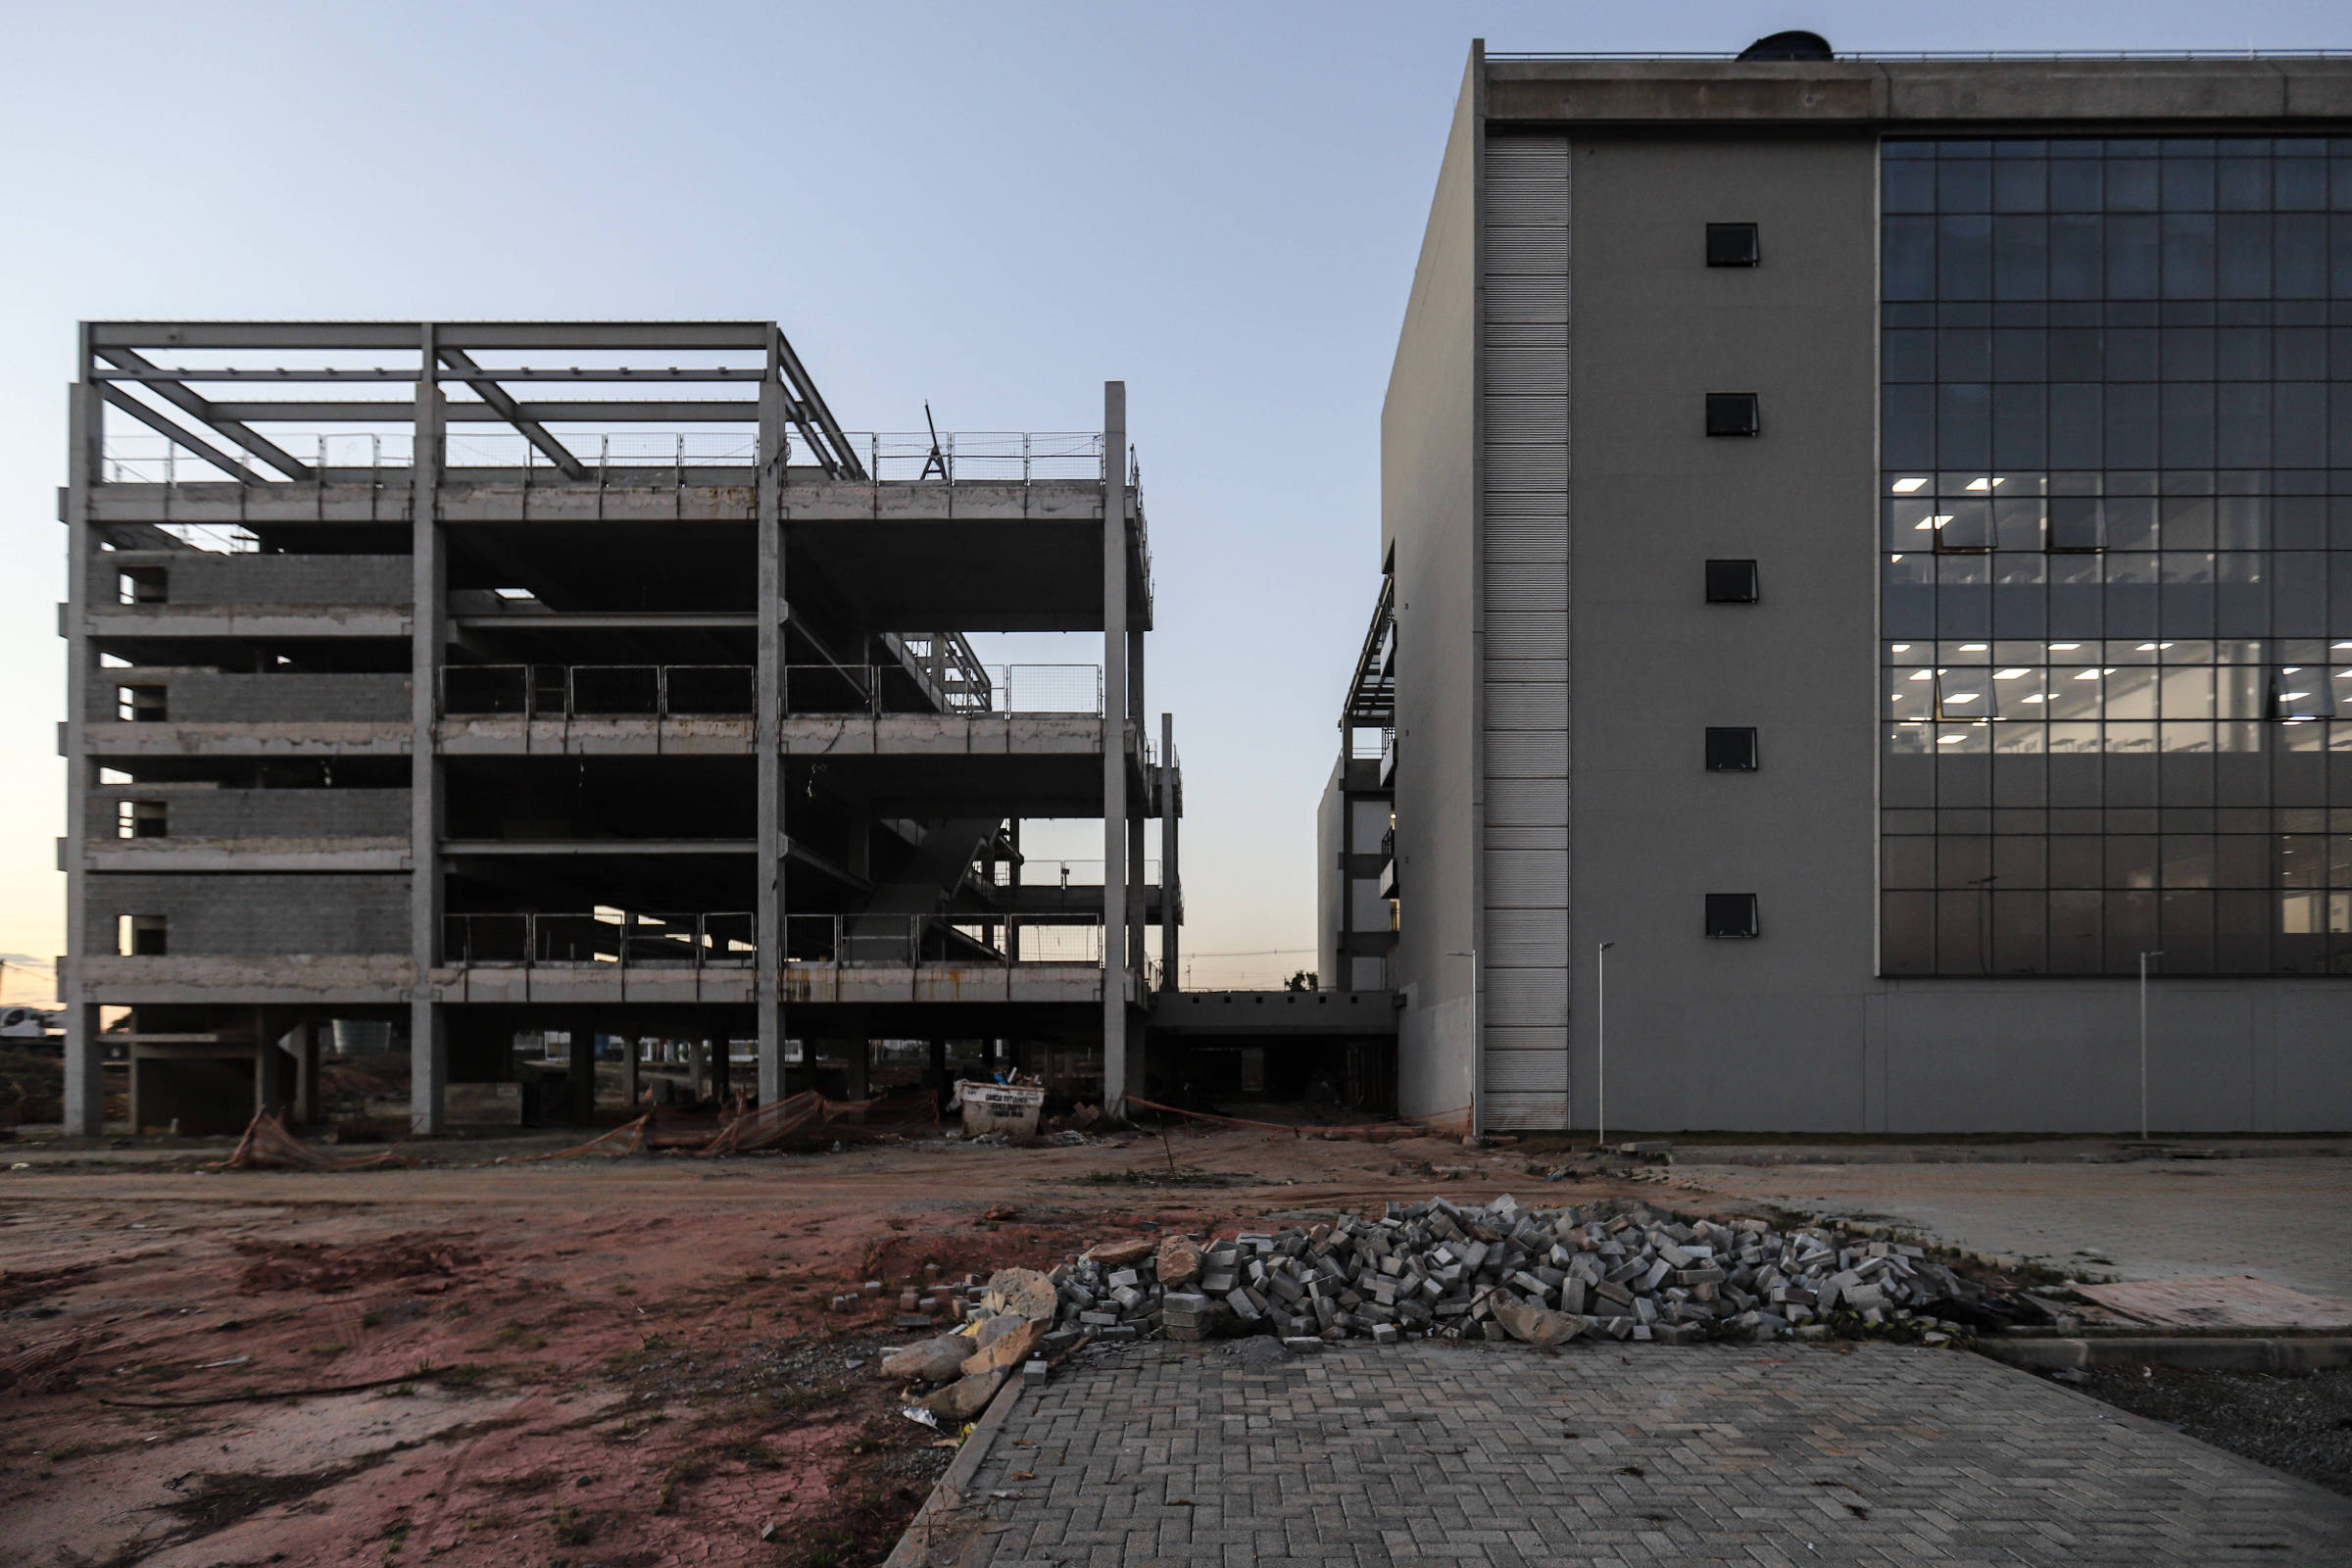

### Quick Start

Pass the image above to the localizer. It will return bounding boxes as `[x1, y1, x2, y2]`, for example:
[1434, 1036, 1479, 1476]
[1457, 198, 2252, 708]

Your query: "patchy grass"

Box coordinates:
[652, 1454, 711, 1515]
[550, 1505, 597, 1545]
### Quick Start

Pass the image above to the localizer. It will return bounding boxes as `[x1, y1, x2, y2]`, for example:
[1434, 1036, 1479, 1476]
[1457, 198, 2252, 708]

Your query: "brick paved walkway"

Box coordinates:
[956, 1340, 2352, 1565]
[1674, 1157, 2352, 1298]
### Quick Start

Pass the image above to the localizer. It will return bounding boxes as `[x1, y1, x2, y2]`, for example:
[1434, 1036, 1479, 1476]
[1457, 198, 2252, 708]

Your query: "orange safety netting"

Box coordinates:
[214, 1111, 412, 1171]
[494, 1114, 651, 1163]
[697, 1084, 940, 1154]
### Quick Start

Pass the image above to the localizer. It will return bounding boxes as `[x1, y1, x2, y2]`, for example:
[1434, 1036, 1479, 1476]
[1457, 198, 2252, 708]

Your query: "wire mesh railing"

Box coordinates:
[986, 858, 1163, 888]
[846, 432, 1104, 483]
[444, 910, 757, 967]
[441, 664, 754, 718]
[782, 662, 1102, 717]
[439, 662, 1100, 720]
[785, 913, 1103, 967]
[98, 429, 1116, 484]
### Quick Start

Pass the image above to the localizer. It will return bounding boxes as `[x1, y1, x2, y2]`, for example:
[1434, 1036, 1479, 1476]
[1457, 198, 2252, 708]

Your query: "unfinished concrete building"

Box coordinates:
[59, 320, 1178, 1134]
[1320, 575, 1398, 997]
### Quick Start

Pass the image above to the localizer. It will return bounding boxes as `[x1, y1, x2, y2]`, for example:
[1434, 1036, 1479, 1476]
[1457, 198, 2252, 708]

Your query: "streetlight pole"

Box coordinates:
[1596, 941, 1615, 1151]
[2138, 950, 2163, 1143]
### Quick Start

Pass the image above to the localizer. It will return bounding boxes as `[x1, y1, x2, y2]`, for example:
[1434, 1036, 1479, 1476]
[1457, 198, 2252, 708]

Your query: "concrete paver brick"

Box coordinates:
[956, 1339, 2352, 1565]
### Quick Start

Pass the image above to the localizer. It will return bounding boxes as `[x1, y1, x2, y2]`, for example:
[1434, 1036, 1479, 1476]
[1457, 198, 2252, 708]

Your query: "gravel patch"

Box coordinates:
[2075, 1363, 2352, 1497]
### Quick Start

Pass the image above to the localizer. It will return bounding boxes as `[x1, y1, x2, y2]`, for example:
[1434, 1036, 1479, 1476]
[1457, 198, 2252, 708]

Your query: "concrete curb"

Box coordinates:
[1978, 1336, 2352, 1373]
[882, 1374, 1027, 1568]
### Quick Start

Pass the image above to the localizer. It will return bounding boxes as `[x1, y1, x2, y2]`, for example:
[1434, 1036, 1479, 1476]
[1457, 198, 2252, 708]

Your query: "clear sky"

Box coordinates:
[4, 1, 2349, 1003]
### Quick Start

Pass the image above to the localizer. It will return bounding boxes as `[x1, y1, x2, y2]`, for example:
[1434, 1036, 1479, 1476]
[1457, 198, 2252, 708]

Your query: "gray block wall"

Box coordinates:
[85, 788, 411, 841]
[94, 552, 412, 608]
[91, 672, 412, 724]
[85, 874, 412, 956]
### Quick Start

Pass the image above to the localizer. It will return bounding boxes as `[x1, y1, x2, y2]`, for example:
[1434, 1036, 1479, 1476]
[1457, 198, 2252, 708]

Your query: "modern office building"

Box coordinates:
[59, 321, 1177, 1134]
[1367, 41, 2352, 1132]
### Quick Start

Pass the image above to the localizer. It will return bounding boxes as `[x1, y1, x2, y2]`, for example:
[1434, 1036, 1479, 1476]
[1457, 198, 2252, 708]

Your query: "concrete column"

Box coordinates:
[296, 1023, 322, 1125]
[568, 1029, 596, 1123]
[61, 350, 103, 1139]
[253, 1008, 279, 1118]
[1101, 382, 1129, 1112]
[928, 1038, 948, 1102]
[1006, 819, 1022, 961]
[1160, 713, 1179, 990]
[711, 1037, 731, 1102]
[409, 323, 449, 1135]
[690, 1039, 708, 1100]
[1128, 628, 1148, 977]
[64, 1004, 103, 1140]
[621, 1032, 640, 1112]
[756, 336, 787, 1103]
[843, 1037, 869, 1100]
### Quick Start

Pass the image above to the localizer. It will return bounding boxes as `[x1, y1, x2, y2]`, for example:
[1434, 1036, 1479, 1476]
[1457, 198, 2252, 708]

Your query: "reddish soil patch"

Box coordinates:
[233, 1233, 481, 1295]
[0, 1125, 1681, 1566]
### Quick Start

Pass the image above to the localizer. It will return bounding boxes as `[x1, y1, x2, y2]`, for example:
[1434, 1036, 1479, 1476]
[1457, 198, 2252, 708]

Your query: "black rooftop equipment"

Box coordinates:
[1737, 30, 1834, 61]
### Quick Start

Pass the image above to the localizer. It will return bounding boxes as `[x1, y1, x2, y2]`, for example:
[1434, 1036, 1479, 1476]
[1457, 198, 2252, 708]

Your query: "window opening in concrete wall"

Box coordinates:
[118, 684, 166, 722]
[119, 915, 167, 956]
[1704, 559, 1760, 604]
[118, 800, 166, 839]
[1879, 133, 2352, 978]
[1704, 894, 1760, 939]
[1706, 222, 1761, 268]
[118, 567, 166, 605]
[1704, 727, 1760, 771]
[1705, 393, 1760, 437]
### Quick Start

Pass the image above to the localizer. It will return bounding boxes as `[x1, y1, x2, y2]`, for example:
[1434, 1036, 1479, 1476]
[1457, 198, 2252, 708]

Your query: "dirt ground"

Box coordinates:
[0, 1125, 1684, 1568]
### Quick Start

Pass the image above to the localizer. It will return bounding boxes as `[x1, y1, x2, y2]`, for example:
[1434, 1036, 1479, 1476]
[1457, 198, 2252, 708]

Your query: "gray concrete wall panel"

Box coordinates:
[1566, 133, 1882, 1133]
[84, 873, 412, 956]
[85, 787, 410, 841]
[91, 672, 411, 724]
[1383, 54, 1485, 1124]
[92, 552, 412, 608]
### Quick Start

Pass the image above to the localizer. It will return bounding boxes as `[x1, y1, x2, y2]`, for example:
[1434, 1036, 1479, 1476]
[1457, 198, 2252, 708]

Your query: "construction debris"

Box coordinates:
[214, 1112, 409, 1172]
[1017, 1196, 2039, 1351]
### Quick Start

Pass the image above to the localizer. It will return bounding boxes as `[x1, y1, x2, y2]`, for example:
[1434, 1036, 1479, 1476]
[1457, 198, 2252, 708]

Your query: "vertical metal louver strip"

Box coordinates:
[1478, 136, 1572, 1111]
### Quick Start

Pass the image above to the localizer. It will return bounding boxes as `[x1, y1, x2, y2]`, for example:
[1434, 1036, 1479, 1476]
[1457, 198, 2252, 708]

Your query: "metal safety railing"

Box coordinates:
[783, 662, 1102, 717]
[441, 664, 753, 718]
[98, 429, 1118, 485]
[785, 913, 1103, 967]
[439, 662, 1102, 720]
[444, 910, 756, 967]
[987, 858, 1162, 888]
[846, 432, 1104, 483]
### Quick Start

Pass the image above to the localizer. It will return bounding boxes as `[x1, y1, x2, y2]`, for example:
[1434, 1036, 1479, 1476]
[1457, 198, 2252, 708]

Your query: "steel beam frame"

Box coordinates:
[80, 321, 866, 479]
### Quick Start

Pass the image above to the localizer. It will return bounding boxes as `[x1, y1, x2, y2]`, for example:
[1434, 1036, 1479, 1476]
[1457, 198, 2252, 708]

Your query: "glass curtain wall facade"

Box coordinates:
[1880, 136, 2352, 977]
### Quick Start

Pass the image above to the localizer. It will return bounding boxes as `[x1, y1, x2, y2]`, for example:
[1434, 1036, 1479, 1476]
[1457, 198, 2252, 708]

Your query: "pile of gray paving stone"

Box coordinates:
[1036, 1194, 2019, 1353]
